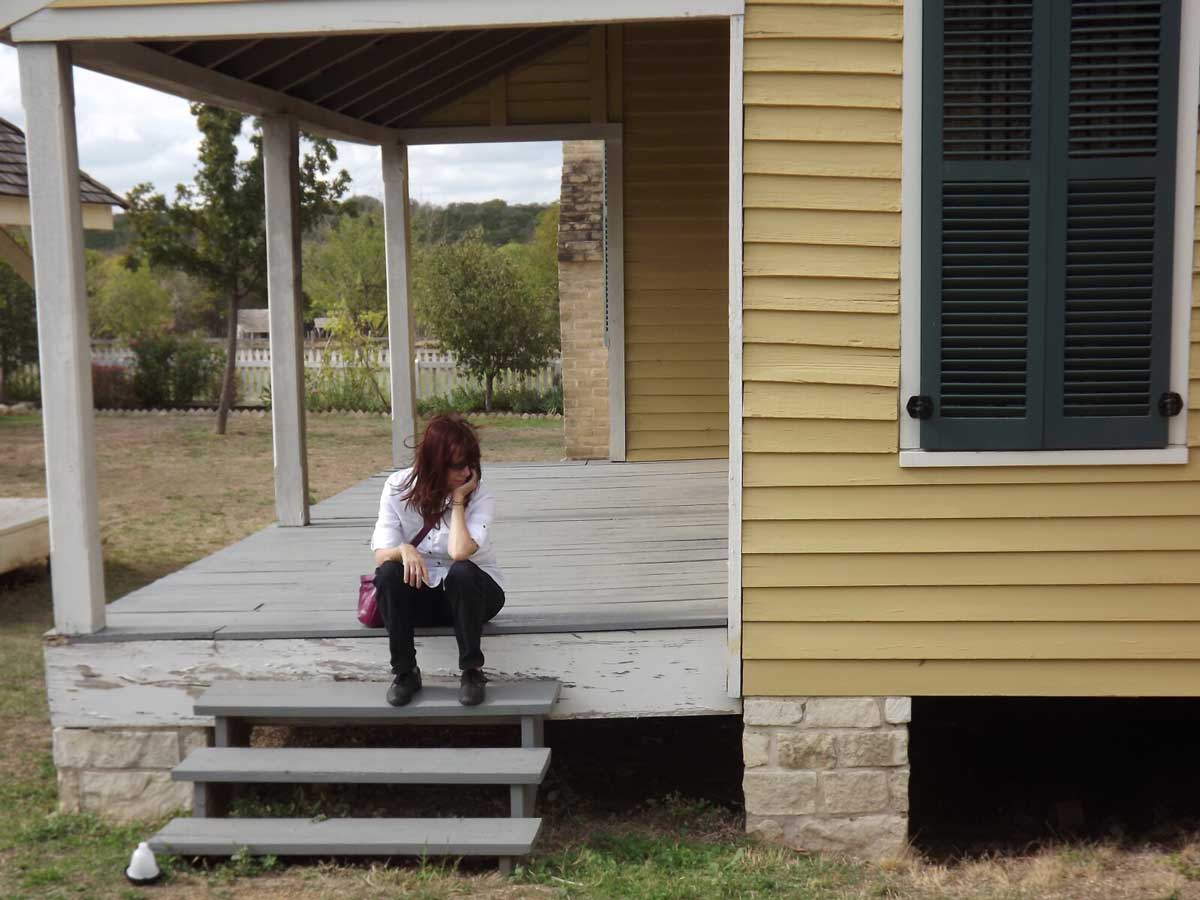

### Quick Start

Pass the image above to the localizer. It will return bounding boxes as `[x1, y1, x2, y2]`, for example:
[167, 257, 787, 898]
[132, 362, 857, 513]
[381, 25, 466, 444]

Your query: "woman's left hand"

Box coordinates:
[452, 469, 479, 504]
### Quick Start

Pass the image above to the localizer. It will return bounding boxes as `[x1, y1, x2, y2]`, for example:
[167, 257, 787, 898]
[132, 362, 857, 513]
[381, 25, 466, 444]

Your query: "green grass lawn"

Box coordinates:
[2, 412, 1198, 899]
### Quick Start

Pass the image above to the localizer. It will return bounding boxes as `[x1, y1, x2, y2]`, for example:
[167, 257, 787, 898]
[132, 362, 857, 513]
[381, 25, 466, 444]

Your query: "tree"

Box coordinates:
[502, 202, 559, 322]
[0, 257, 36, 404]
[126, 104, 349, 434]
[415, 233, 559, 411]
[303, 211, 387, 323]
[87, 254, 172, 341]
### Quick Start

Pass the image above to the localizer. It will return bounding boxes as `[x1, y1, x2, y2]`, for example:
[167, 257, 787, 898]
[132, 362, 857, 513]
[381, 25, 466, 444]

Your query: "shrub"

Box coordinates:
[305, 368, 389, 413]
[5, 367, 40, 404]
[129, 335, 175, 407]
[417, 383, 561, 416]
[90, 363, 136, 409]
[171, 336, 223, 406]
[130, 335, 223, 408]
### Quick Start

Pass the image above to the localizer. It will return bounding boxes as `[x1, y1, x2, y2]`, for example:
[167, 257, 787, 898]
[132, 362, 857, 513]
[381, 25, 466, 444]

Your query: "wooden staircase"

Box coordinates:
[148, 678, 561, 874]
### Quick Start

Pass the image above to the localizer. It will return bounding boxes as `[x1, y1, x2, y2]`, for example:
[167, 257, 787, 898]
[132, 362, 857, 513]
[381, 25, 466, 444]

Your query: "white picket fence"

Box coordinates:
[86, 339, 560, 407]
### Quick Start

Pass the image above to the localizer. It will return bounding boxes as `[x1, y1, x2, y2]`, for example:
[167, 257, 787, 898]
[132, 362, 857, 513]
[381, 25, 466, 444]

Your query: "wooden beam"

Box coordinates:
[299, 32, 451, 106]
[70, 40, 397, 145]
[606, 25, 624, 122]
[397, 123, 621, 145]
[11, 0, 748, 42]
[589, 26, 607, 124]
[262, 115, 310, 527]
[249, 35, 383, 94]
[490, 75, 509, 127]
[605, 136, 627, 463]
[330, 29, 496, 117]
[217, 35, 328, 83]
[381, 144, 418, 469]
[381, 28, 578, 128]
[17, 42, 106, 635]
[0, 227, 34, 286]
[177, 38, 261, 70]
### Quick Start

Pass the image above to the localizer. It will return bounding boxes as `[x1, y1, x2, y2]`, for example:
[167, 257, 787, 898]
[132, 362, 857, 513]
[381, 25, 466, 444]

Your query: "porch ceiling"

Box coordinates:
[134, 25, 587, 131]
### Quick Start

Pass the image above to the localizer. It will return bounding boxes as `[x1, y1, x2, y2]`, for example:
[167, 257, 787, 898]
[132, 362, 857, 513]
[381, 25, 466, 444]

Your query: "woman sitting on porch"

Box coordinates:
[371, 414, 505, 708]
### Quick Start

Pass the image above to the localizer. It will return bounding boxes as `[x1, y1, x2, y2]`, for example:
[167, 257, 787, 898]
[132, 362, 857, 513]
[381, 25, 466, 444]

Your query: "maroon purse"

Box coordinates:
[358, 521, 437, 628]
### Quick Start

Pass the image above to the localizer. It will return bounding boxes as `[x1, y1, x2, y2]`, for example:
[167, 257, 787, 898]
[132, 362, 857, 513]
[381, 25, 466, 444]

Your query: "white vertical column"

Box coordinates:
[726, 14, 745, 699]
[604, 136, 626, 462]
[382, 143, 417, 468]
[18, 43, 105, 634]
[262, 115, 309, 526]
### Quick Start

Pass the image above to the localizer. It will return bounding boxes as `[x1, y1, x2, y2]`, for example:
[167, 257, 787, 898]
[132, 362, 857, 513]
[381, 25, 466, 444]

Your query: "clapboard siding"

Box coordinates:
[741, 0, 1200, 697]
[623, 20, 730, 461]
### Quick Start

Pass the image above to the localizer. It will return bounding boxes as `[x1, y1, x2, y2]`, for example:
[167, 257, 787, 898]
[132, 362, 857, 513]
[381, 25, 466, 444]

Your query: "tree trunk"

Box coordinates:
[484, 373, 495, 412]
[215, 290, 239, 435]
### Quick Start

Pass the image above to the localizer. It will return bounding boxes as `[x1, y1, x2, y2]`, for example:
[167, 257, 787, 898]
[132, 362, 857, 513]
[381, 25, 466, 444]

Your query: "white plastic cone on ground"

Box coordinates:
[125, 841, 161, 885]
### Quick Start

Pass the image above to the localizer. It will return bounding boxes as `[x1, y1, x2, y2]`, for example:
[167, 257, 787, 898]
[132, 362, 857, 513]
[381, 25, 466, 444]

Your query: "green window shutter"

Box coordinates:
[1041, 0, 1179, 449]
[921, 0, 1048, 450]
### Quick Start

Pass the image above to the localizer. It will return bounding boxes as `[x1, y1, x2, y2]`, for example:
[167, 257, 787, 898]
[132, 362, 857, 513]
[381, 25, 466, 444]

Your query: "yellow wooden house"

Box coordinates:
[5, 0, 1197, 860]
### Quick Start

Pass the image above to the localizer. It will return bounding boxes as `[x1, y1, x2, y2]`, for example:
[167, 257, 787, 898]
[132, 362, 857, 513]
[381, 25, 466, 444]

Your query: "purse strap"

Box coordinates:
[410, 520, 436, 549]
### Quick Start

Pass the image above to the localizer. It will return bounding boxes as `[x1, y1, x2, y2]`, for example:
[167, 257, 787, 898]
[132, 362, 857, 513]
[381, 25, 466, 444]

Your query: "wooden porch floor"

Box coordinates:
[87, 460, 728, 643]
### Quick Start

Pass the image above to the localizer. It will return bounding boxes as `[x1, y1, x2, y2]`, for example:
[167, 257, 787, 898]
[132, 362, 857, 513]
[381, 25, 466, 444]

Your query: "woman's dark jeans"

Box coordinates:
[373, 558, 505, 675]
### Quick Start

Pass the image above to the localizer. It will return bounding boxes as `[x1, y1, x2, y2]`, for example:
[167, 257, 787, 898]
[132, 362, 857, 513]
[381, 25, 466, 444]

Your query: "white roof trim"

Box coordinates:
[0, 0, 51, 35]
[11, 0, 745, 43]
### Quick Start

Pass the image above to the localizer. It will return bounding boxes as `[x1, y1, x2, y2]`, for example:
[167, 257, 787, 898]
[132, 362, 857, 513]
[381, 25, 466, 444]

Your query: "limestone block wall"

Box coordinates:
[53, 725, 209, 822]
[743, 696, 910, 860]
[558, 141, 608, 459]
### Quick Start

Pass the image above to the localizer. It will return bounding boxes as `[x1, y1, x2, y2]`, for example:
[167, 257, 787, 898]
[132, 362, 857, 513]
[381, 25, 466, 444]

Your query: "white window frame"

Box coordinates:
[898, 0, 1199, 468]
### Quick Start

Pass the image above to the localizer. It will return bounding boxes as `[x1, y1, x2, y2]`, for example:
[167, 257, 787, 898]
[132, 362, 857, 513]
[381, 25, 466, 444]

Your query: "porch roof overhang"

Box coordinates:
[1, 0, 742, 145]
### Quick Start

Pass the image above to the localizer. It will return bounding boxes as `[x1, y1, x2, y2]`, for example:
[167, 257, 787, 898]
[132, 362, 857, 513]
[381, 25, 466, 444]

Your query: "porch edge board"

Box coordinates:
[43, 628, 741, 728]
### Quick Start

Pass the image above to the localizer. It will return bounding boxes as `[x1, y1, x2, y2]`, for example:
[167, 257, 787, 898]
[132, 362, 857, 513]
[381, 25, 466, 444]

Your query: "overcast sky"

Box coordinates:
[0, 45, 562, 206]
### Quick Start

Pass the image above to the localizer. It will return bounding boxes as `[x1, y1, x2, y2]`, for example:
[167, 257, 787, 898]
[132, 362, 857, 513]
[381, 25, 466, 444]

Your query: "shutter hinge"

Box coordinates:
[906, 395, 933, 420]
[1159, 392, 1184, 417]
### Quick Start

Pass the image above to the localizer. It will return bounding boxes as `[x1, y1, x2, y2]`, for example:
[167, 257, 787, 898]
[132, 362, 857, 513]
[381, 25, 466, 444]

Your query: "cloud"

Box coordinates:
[0, 45, 561, 205]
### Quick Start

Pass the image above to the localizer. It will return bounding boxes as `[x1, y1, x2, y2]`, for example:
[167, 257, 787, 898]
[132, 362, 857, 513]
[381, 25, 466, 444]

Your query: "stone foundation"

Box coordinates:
[53, 725, 210, 822]
[558, 141, 609, 459]
[742, 696, 910, 860]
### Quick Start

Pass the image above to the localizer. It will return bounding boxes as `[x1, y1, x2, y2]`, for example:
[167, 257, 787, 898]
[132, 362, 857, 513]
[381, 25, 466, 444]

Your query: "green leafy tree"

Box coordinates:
[415, 233, 559, 411]
[412, 199, 551, 246]
[126, 104, 349, 434]
[87, 254, 172, 341]
[502, 202, 560, 321]
[0, 257, 36, 404]
[303, 211, 387, 322]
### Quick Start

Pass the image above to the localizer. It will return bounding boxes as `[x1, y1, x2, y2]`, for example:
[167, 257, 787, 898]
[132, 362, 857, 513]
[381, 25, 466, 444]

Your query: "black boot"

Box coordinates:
[387, 668, 422, 707]
[459, 668, 487, 706]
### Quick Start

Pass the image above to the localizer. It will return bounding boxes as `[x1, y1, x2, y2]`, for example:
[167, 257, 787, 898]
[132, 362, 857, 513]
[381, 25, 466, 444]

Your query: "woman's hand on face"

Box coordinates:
[398, 543, 427, 589]
[452, 468, 479, 504]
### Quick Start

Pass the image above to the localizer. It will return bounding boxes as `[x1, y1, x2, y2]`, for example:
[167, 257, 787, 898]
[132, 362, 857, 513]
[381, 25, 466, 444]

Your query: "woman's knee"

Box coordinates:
[446, 559, 481, 585]
[375, 559, 406, 590]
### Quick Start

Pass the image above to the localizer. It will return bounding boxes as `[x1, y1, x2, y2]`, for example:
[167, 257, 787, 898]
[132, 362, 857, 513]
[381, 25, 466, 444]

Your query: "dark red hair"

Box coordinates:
[397, 414, 482, 525]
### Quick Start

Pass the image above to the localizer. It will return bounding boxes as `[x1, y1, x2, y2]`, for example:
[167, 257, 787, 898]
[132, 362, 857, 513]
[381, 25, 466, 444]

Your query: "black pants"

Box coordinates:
[373, 559, 505, 675]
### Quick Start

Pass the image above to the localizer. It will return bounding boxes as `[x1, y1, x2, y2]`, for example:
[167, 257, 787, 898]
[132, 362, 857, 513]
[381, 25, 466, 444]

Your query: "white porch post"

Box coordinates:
[382, 142, 418, 467]
[604, 136, 626, 462]
[18, 43, 105, 634]
[262, 115, 310, 526]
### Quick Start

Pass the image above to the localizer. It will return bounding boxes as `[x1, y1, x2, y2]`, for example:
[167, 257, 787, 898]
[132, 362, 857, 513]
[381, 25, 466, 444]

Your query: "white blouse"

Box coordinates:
[370, 467, 505, 591]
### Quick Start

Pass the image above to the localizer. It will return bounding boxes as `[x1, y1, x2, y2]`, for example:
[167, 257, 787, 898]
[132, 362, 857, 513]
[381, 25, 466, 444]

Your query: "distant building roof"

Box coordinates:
[238, 309, 270, 334]
[0, 117, 126, 208]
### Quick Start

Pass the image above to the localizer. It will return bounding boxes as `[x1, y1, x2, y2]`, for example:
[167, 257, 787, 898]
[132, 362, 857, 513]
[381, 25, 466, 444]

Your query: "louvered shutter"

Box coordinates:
[921, 0, 1047, 450]
[1041, 0, 1179, 449]
[920, 0, 1179, 451]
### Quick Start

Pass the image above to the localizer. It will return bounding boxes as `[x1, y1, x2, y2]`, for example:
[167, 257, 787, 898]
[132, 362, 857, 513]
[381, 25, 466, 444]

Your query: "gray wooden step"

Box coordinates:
[194, 679, 560, 721]
[148, 817, 541, 857]
[173, 747, 551, 784]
